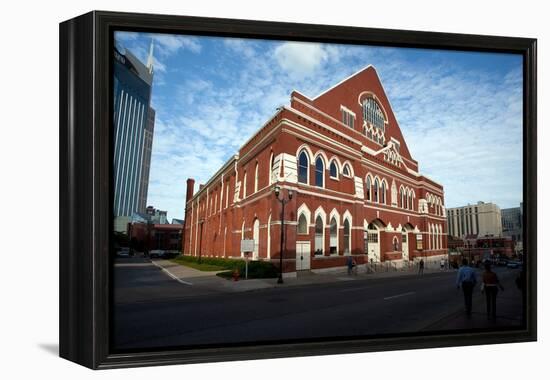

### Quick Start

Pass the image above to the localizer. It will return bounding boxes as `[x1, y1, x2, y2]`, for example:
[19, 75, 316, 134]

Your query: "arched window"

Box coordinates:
[315, 215, 324, 255]
[297, 214, 308, 234]
[393, 237, 399, 251]
[400, 188, 404, 208]
[329, 217, 338, 254]
[243, 171, 247, 198]
[329, 161, 338, 178]
[374, 178, 379, 203]
[362, 97, 385, 131]
[366, 176, 372, 201]
[298, 151, 309, 184]
[343, 219, 351, 255]
[381, 181, 386, 204]
[315, 156, 324, 187]
[343, 164, 351, 177]
[253, 219, 260, 260]
[254, 162, 259, 193]
[408, 192, 412, 210]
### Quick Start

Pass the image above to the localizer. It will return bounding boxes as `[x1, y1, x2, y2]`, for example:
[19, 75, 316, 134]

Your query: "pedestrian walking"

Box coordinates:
[440, 258, 445, 271]
[481, 262, 504, 321]
[418, 259, 424, 275]
[347, 256, 354, 275]
[456, 258, 477, 316]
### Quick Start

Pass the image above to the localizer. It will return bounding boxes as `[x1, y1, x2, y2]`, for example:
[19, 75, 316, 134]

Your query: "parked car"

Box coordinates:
[507, 261, 522, 269]
[163, 250, 179, 259]
[496, 258, 509, 266]
[116, 248, 130, 258]
[149, 250, 165, 259]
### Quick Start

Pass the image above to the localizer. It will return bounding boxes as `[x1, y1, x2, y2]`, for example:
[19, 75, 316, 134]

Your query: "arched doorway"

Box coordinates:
[366, 220, 383, 262]
[402, 223, 414, 261]
[253, 218, 260, 260]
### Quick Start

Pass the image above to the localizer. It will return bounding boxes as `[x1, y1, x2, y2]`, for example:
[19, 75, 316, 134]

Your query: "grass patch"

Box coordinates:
[171, 255, 278, 279]
[171, 256, 226, 272]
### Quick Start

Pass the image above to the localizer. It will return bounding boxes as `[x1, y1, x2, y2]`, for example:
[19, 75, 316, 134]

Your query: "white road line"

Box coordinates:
[150, 260, 193, 286]
[383, 291, 415, 300]
[340, 286, 371, 292]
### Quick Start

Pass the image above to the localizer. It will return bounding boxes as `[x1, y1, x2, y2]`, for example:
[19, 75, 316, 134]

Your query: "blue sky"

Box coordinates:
[115, 31, 523, 221]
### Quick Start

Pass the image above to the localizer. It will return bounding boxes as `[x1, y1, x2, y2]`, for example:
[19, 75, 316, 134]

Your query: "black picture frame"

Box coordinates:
[59, 10, 537, 369]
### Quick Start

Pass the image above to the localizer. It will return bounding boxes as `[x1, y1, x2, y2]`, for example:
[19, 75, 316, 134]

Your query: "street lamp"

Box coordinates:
[274, 185, 293, 284]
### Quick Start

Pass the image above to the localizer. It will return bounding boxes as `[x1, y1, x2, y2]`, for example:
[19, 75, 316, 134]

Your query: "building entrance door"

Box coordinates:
[402, 232, 409, 261]
[296, 241, 311, 271]
[367, 223, 381, 262]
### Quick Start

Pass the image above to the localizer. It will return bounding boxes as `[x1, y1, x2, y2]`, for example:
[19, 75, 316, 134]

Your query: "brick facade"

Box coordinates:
[183, 65, 448, 274]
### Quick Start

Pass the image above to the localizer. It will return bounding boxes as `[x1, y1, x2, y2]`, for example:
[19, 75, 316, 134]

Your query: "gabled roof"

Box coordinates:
[310, 65, 416, 166]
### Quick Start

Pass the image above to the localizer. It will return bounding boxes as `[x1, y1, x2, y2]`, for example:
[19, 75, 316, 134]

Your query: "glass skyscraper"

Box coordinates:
[113, 41, 155, 222]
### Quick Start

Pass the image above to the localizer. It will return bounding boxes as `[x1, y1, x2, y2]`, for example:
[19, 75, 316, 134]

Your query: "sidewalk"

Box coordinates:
[421, 273, 523, 331]
[153, 259, 455, 293]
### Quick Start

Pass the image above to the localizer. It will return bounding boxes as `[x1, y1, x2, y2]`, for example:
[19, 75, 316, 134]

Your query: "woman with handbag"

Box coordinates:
[481, 262, 504, 321]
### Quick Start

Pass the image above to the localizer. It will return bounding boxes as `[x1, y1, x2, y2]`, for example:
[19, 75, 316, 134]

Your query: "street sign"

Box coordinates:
[241, 239, 254, 253]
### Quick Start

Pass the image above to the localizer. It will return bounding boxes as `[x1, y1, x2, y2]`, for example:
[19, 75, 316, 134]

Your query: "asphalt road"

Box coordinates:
[113, 260, 523, 351]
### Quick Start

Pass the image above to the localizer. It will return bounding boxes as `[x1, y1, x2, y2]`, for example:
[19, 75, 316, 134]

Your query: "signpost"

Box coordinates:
[240, 239, 254, 279]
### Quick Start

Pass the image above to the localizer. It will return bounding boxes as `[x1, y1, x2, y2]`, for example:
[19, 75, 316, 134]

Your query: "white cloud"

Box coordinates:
[273, 42, 332, 79]
[153, 34, 202, 56]
[131, 34, 523, 219]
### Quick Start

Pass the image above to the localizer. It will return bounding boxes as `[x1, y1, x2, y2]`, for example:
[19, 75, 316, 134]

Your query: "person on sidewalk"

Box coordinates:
[418, 259, 424, 275]
[440, 259, 445, 271]
[481, 262, 504, 321]
[347, 256, 354, 275]
[456, 258, 477, 316]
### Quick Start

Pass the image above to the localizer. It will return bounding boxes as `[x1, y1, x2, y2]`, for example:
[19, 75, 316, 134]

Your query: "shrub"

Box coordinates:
[172, 255, 278, 279]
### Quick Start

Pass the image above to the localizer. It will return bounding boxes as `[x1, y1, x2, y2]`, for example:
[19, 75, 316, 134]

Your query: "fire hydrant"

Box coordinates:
[232, 269, 240, 281]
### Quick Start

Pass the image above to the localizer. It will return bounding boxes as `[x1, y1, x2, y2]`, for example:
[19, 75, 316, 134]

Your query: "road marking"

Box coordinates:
[150, 260, 193, 286]
[384, 291, 415, 300]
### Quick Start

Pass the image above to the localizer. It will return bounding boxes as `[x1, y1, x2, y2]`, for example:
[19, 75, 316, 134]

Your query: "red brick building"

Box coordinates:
[183, 65, 448, 275]
[129, 222, 183, 253]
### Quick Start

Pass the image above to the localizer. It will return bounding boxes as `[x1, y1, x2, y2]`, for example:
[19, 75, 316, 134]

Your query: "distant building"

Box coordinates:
[145, 205, 167, 224]
[446, 202, 502, 239]
[128, 223, 183, 253]
[463, 236, 514, 262]
[124, 205, 183, 253]
[171, 218, 185, 225]
[113, 40, 156, 232]
[138, 108, 155, 213]
[501, 203, 523, 249]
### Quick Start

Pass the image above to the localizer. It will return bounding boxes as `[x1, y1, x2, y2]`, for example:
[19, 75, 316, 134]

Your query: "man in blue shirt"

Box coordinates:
[456, 258, 477, 316]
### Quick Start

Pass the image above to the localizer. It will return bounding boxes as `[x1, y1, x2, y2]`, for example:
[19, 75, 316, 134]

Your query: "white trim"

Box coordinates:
[267, 214, 271, 259]
[297, 203, 312, 234]
[297, 146, 312, 185]
[285, 106, 362, 146]
[283, 126, 358, 161]
[254, 162, 259, 193]
[313, 207, 326, 256]
[357, 90, 389, 124]
[342, 210, 353, 256]
[341, 160, 354, 178]
[328, 208, 340, 255]
[339, 104, 356, 118]
[313, 153, 326, 188]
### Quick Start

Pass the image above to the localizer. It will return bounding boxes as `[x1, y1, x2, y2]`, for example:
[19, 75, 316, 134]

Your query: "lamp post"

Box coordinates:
[274, 185, 293, 284]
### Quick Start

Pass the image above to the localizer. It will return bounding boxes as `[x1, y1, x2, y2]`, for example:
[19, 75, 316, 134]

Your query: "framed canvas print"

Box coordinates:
[59, 11, 537, 369]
